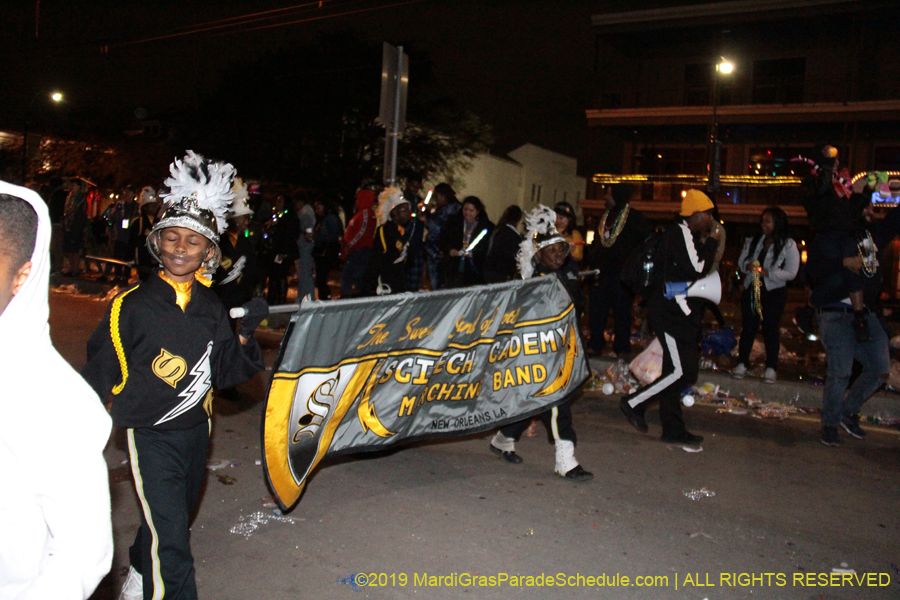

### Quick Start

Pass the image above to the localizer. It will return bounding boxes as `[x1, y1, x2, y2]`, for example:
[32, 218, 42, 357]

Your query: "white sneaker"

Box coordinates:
[764, 368, 777, 384]
[732, 363, 747, 380]
[118, 566, 143, 600]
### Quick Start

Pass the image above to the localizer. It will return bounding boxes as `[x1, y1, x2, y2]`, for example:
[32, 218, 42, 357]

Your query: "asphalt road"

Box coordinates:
[48, 291, 900, 600]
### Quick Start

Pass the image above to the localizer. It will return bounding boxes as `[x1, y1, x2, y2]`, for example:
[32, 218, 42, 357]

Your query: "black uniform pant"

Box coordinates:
[314, 249, 339, 300]
[623, 309, 700, 437]
[589, 272, 634, 356]
[127, 421, 209, 600]
[500, 398, 577, 444]
[738, 285, 787, 370]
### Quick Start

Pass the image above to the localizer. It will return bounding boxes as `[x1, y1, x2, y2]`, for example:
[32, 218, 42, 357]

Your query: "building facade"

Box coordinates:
[584, 0, 900, 224]
[438, 143, 586, 225]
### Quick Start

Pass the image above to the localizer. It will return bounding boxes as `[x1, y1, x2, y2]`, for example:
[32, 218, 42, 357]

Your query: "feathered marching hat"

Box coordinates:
[138, 186, 159, 207]
[228, 177, 253, 219]
[516, 205, 567, 279]
[147, 150, 236, 274]
[375, 186, 409, 226]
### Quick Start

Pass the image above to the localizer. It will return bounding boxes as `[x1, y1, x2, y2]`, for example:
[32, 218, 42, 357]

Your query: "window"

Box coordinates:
[600, 92, 622, 108]
[684, 63, 732, 106]
[752, 58, 805, 104]
[684, 63, 711, 106]
[748, 147, 808, 178]
[636, 147, 711, 176]
[874, 146, 900, 171]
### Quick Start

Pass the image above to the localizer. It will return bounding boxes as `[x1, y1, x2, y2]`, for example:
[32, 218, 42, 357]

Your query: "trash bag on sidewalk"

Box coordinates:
[701, 326, 736, 356]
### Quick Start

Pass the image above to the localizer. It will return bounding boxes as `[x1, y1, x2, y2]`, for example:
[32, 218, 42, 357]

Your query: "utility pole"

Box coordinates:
[707, 58, 733, 194]
[377, 42, 408, 187]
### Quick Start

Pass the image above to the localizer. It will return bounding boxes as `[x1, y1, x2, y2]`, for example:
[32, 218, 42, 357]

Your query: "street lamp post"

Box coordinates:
[708, 58, 733, 194]
[21, 90, 64, 182]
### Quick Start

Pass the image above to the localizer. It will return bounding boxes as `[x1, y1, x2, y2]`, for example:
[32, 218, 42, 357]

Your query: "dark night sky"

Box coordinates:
[3, 0, 620, 172]
[10, 0, 889, 181]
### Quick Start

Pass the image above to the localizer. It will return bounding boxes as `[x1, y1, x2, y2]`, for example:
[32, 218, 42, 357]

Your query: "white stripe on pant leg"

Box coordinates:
[627, 332, 683, 408]
[550, 406, 560, 441]
[127, 429, 166, 600]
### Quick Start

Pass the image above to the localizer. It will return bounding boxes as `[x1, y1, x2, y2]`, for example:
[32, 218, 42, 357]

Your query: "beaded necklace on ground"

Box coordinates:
[599, 205, 630, 247]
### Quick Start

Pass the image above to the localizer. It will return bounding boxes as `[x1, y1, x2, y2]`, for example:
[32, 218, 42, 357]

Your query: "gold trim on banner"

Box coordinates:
[268, 303, 574, 384]
[357, 361, 396, 437]
[446, 338, 497, 351]
[265, 359, 381, 507]
[496, 304, 574, 335]
[305, 359, 379, 478]
[264, 378, 303, 506]
[534, 325, 577, 397]
[271, 350, 443, 381]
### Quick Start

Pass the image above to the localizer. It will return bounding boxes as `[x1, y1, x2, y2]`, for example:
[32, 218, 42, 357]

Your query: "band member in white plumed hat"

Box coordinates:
[489, 205, 594, 482]
[81, 151, 268, 600]
[146, 150, 235, 279]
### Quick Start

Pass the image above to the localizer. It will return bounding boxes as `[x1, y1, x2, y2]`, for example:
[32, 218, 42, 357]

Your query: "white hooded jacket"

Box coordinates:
[0, 181, 113, 600]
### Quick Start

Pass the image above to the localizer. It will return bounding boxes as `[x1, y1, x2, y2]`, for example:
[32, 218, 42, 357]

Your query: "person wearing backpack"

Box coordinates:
[585, 184, 650, 358]
[619, 189, 720, 445]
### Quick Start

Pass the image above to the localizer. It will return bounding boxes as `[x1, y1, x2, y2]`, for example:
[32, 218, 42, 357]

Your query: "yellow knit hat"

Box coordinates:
[680, 189, 714, 217]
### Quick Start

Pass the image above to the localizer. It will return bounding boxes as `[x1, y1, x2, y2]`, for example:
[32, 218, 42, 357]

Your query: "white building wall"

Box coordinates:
[508, 144, 587, 223]
[432, 144, 586, 225]
[443, 154, 523, 223]
[428, 144, 587, 224]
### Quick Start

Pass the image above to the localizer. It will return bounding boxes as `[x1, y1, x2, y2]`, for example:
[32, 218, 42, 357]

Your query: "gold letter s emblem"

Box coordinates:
[152, 349, 188, 388]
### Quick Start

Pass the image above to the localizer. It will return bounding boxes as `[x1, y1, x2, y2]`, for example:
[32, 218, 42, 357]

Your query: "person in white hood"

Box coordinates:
[0, 180, 113, 600]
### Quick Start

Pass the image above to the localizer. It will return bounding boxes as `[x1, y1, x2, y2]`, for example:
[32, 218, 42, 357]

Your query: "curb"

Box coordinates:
[588, 356, 900, 421]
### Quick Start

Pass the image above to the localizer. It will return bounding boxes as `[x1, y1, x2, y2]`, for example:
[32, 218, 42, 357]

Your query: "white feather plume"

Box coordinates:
[376, 187, 408, 226]
[138, 186, 158, 207]
[516, 205, 558, 279]
[228, 177, 253, 218]
[232, 177, 248, 204]
[161, 150, 235, 235]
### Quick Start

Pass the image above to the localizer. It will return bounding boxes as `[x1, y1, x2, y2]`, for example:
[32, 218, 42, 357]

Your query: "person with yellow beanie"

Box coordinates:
[620, 189, 719, 445]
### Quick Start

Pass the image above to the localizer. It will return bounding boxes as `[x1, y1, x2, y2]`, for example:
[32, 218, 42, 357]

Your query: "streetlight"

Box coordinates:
[708, 58, 734, 194]
[21, 90, 64, 181]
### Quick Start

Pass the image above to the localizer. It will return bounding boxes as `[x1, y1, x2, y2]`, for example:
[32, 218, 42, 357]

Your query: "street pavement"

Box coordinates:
[46, 290, 899, 600]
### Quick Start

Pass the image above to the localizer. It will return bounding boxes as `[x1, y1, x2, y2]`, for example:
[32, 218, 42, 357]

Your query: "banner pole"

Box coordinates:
[229, 303, 301, 319]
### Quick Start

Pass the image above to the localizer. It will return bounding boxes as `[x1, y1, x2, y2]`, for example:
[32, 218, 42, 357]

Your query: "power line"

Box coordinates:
[110, 0, 425, 49]
[214, 0, 425, 35]
[171, 0, 332, 32]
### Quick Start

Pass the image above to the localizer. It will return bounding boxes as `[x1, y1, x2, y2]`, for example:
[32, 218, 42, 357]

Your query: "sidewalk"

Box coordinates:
[588, 355, 900, 421]
[54, 272, 900, 422]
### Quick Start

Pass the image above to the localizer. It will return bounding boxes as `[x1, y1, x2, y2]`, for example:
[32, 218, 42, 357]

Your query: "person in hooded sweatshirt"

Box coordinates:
[339, 189, 377, 298]
[0, 180, 113, 599]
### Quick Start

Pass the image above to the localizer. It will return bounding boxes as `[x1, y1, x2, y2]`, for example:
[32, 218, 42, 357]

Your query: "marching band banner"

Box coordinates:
[262, 275, 589, 508]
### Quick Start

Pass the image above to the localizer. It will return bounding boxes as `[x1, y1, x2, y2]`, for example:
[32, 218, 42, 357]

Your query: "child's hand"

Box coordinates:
[239, 298, 269, 339]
